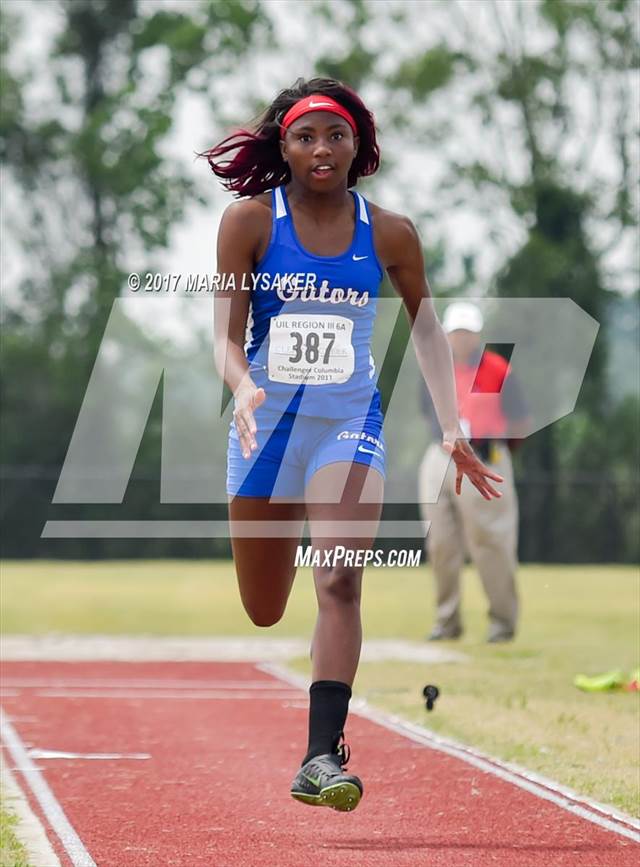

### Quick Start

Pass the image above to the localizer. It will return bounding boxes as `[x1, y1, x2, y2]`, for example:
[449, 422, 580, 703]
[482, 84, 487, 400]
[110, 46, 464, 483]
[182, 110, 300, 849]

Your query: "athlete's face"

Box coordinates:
[280, 111, 359, 188]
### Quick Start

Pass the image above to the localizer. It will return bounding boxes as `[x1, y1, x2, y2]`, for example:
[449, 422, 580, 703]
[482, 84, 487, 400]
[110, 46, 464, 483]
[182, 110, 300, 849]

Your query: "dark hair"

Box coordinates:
[199, 77, 380, 197]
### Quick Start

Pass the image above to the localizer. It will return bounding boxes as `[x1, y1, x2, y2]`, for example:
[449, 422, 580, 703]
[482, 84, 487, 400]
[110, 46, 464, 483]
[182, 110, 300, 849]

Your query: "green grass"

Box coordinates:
[0, 803, 32, 867]
[1, 560, 639, 816]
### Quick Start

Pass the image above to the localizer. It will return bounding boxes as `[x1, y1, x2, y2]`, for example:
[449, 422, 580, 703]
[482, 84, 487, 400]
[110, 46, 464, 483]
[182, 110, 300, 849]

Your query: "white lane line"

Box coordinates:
[34, 689, 302, 700]
[0, 635, 465, 664]
[261, 662, 640, 844]
[3, 678, 301, 690]
[1, 761, 62, 867]
[28, 749, 151, 761]
[1, 708, 96, 867]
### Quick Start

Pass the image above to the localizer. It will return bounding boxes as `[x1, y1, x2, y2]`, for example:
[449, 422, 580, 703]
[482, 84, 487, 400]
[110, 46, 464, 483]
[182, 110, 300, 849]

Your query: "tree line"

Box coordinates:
[1, 0, 637, 561]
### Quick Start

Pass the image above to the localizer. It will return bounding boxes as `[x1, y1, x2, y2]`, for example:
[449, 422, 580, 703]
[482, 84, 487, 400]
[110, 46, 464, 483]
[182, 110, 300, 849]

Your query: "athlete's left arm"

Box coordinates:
[373, 209, 502, 499]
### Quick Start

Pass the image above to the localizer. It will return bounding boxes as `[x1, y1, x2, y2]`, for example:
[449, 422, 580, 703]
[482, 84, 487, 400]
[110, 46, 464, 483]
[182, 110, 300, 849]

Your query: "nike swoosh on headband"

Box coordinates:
[280, 95, 358, 139]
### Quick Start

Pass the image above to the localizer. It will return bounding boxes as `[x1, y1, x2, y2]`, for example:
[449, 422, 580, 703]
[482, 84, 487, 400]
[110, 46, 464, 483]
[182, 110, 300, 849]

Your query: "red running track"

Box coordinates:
[1, 660, 638, 867]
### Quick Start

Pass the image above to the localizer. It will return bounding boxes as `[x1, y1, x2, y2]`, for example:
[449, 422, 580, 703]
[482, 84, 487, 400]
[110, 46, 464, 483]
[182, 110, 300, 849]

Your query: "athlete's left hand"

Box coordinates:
[442, 432, 503, 500]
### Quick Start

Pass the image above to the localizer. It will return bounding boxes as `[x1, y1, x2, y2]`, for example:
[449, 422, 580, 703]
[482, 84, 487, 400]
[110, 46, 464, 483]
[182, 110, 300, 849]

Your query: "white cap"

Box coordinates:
[442, 301, 484, 334]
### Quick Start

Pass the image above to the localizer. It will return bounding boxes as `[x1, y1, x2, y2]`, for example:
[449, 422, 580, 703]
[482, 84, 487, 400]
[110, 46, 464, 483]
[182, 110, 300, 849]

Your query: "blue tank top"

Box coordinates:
[245, 185, 384, 418]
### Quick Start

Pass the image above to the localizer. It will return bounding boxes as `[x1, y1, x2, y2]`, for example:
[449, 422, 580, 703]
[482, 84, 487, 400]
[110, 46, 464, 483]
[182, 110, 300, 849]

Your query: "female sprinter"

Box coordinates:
[203, 77, 502, 813]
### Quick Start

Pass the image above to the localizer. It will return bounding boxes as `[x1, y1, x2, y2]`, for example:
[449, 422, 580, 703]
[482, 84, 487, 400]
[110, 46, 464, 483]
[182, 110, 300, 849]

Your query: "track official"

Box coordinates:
[419, 302, 530, 643]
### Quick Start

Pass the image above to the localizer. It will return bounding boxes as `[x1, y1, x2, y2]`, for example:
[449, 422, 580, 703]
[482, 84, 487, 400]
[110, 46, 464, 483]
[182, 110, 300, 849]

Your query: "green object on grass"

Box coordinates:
[573, 670, 625, 692]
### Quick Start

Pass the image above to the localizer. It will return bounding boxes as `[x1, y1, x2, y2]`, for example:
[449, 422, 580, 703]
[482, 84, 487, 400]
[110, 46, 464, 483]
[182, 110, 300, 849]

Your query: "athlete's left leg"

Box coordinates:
[305, 461, 384, 685]
[290, 461, 383, 811]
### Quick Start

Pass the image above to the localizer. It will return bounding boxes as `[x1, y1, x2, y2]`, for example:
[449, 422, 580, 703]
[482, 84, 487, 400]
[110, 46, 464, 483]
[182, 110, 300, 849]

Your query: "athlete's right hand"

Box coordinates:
[233, 384, 266, 459]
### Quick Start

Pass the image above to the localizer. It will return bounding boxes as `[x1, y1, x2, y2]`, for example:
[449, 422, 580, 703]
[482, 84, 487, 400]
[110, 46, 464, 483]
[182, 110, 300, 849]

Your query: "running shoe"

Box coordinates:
[290, 736, 363, 812]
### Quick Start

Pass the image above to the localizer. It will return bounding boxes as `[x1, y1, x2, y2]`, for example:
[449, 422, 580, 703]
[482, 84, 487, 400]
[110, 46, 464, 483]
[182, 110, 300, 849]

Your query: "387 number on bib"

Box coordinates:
[268, 314, 355, 385]
[289, 330, 334, 365]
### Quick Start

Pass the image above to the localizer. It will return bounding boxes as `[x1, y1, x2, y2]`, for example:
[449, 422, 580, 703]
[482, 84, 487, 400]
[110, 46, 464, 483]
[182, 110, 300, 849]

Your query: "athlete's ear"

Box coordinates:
[353, 135, 360, 160]
[279, 139, 288, 162]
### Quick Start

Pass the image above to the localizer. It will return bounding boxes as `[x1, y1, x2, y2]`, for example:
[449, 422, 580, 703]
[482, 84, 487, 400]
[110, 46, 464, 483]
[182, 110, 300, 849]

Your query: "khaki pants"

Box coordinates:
[418, 443, 519, 637]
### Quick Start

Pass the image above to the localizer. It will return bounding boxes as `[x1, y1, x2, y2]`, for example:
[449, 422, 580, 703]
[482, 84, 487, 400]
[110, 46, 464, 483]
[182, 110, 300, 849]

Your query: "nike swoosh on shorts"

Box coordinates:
[357, 445, 381, 456]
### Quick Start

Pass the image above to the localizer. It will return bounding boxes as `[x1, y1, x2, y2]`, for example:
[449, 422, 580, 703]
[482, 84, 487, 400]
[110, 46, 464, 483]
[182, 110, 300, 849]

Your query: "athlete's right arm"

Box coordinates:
[215, 199, 269, 459]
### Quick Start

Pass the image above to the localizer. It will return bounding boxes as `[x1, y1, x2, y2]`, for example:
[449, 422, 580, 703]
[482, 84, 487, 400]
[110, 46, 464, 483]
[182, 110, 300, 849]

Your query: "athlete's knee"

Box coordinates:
[317, 566, 361, 606]
[242, 600, 286, 627]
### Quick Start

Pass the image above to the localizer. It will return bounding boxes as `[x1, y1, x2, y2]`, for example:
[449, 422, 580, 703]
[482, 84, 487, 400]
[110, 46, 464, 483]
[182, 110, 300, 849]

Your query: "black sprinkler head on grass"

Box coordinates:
[423, 684, 440, 711]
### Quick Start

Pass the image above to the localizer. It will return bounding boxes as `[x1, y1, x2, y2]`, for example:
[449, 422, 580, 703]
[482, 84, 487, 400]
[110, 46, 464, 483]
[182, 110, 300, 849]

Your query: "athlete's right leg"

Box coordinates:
[228, 496, 306, 627]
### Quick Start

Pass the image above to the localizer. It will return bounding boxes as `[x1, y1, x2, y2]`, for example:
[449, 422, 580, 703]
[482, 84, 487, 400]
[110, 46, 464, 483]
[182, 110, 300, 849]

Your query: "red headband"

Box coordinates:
[280, 94, 357, 139]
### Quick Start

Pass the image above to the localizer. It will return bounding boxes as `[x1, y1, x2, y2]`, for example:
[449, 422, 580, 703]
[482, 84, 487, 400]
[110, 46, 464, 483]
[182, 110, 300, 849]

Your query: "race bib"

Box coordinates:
[268, 314, 355, 385]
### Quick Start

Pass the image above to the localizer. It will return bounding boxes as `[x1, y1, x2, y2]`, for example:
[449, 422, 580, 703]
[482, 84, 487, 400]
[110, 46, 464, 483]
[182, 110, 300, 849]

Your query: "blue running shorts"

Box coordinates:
[227, 405, 385, 498]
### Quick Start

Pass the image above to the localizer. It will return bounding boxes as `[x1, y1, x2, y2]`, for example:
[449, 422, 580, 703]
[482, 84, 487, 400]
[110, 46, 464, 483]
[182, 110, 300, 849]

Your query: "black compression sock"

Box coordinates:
[302, 680, 352, 766]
